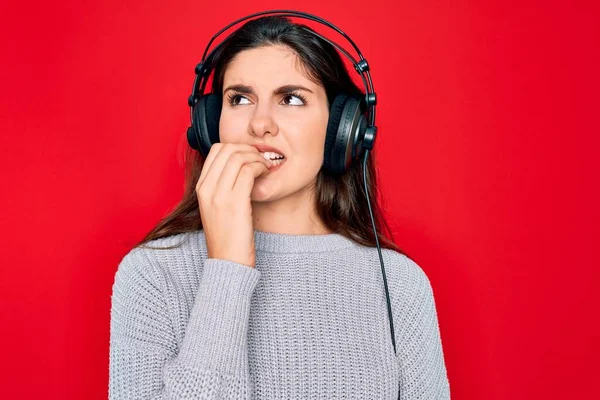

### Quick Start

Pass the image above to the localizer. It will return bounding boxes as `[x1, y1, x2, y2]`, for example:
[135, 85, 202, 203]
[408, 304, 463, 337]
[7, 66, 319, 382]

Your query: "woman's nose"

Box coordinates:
[248, 103, 279, 137]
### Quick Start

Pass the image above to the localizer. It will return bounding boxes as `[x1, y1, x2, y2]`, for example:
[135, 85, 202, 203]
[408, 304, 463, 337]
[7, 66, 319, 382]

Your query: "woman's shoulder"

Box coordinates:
[352, 241, 428, 280]
[360, 245, 436, 304]
[114, 231, 205, 288]
[123, 230, 200, 260]
[383, 248, 431, 285]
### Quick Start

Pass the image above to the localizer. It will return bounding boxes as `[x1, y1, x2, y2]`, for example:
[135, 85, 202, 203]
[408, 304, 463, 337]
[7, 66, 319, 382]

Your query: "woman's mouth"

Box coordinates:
[260, 151, 286, 169]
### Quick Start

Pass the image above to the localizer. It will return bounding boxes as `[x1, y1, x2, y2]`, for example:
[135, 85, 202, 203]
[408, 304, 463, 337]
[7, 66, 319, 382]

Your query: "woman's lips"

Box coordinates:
[253, 144, 285, 157]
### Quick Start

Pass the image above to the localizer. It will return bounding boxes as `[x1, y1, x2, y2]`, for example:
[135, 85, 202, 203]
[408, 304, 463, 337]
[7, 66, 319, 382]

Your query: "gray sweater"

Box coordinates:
[109, 229, 451, 399]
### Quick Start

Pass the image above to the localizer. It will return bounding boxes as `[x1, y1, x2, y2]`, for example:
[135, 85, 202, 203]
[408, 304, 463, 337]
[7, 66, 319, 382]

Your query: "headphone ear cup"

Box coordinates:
[189, 94, 222, 158]
[324, 94, 366, 174]
[323, 94, 348, 173]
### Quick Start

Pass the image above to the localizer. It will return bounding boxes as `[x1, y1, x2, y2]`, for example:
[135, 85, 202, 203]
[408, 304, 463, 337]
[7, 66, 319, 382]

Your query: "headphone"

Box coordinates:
[186, 10, 378, 175]
[185, 9, 398, 366]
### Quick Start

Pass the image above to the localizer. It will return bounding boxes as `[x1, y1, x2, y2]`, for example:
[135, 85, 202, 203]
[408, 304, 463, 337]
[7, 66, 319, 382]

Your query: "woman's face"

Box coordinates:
[219, 44, 329, 203]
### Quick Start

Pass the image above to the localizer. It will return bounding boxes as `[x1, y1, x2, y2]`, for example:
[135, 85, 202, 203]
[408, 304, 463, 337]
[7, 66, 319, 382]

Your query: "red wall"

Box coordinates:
[1, 1, 598, 398]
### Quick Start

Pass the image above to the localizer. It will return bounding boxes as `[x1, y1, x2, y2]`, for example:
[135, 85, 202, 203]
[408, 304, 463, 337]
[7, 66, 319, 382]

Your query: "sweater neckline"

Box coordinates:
[252, 229, 356, 253]
[197, 229, 357, 254]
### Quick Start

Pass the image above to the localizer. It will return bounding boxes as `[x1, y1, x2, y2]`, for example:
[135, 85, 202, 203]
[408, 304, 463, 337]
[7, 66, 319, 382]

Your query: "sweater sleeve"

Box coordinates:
[395, 256, 451, 400]
[109, 248, 260, 399]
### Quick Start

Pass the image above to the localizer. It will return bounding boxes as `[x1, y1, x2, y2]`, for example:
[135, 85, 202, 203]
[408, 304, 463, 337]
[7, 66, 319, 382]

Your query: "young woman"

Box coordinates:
[109, 14, 451, 399]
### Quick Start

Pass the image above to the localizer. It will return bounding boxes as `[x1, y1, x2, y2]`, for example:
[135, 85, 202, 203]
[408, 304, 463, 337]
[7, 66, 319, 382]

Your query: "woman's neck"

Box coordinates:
[251, 193, 331, 235]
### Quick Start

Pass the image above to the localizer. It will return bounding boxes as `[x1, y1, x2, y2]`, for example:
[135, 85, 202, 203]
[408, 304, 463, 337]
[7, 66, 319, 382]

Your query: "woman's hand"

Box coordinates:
[196, 143, 273, 268]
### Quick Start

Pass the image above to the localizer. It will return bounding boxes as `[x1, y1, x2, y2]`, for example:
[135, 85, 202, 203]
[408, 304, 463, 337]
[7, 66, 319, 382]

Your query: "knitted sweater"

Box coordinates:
[109, 229, 451, 399]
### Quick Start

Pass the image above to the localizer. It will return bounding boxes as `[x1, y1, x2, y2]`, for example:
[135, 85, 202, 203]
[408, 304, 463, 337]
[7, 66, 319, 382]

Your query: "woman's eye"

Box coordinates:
[231, 95, 251, 106]
[228, 93, 306, 106]
[282, 94, 305, 106]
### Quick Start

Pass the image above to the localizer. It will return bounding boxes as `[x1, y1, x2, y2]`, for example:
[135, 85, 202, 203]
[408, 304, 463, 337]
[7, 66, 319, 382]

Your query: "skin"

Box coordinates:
[218, 44, 333, 235]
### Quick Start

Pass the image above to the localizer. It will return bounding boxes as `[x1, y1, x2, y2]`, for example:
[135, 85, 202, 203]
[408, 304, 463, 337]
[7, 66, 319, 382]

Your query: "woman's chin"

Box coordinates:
[250, 181, 278, 202]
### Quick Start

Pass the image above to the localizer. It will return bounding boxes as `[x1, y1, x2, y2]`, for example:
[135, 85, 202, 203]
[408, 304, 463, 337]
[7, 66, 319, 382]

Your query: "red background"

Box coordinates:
[1, 1, 598, 398]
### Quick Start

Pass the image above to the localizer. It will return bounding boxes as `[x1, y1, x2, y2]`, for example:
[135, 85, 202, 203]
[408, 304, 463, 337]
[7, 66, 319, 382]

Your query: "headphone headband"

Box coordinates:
[187, 9, 378, 145]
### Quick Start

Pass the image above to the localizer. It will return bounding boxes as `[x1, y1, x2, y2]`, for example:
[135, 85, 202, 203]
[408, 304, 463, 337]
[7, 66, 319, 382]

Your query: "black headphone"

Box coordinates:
[186, 9, 378, 175]
[185, 10, 398, 369]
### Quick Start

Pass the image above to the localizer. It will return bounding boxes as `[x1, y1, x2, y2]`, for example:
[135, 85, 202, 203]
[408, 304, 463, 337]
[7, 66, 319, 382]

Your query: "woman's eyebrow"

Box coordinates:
[222, 84, 314, 96]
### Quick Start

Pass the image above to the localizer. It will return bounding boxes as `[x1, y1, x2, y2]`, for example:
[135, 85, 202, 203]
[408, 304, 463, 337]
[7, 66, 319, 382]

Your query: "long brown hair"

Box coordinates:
[134, 15, 407, 256]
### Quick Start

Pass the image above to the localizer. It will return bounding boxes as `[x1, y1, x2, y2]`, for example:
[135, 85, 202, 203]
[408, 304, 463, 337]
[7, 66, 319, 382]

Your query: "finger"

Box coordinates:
[197, 143, 225, 188]
[232, 162, 270, 198]
[201, 146, 269, 196]
[215, 152, 272, 194]
[197, 143, 258, 189]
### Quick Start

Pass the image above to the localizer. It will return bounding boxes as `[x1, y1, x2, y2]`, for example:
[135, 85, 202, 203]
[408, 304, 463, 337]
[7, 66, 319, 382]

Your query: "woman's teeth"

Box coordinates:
[269, 158, 285, 166]
[259, 151, 286, 168]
